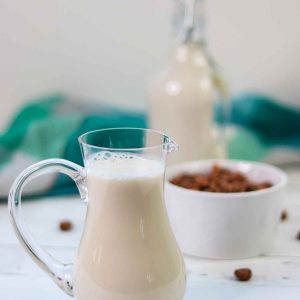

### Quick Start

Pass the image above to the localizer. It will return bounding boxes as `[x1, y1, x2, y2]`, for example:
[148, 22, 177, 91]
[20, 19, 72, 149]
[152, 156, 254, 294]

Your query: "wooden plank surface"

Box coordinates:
[0, 167, 299, 299]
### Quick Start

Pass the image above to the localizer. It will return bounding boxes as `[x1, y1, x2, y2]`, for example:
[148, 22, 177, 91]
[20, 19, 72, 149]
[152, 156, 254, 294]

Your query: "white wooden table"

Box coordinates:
[1, 166, 300, 300]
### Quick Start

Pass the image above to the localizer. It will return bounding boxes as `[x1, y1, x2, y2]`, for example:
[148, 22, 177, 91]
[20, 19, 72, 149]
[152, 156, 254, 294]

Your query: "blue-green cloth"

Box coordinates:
[218, 93, 300, 161]
[1, 92, 299, 199]
[0, 94, 146, 199]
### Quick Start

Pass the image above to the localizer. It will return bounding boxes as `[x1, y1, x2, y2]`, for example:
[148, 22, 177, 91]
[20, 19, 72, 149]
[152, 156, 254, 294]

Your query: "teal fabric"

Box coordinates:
[229, 94, 300, 145]
[0, 94, 146, 199]
[1, 92, 299, 199]
[228, 127, 269, 161]
[215, 93, 300, 161]
[0, 94, 63, 152]
[0, 94, 64, 169]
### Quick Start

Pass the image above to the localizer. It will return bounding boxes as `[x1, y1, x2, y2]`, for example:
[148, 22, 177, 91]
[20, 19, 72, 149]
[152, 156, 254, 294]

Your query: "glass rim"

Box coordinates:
[78, 127, 174, 151]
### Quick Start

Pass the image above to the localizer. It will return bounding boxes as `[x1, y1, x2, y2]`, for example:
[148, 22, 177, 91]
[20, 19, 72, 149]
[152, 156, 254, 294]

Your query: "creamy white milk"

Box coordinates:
[149, 43, 224, 164]
[73, 153, 186, 300]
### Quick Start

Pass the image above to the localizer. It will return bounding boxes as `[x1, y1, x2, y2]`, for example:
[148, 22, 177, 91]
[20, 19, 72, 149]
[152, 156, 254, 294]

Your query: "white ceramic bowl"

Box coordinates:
[165, 159, 287, 259]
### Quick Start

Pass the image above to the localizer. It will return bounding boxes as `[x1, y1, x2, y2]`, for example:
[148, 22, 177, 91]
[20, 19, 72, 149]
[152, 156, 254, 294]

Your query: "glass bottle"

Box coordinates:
[149, 0, 229, 164]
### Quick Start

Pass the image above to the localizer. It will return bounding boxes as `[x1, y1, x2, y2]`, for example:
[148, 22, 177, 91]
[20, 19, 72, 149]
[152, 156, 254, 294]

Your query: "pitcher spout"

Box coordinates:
[165, 138, 179, 154]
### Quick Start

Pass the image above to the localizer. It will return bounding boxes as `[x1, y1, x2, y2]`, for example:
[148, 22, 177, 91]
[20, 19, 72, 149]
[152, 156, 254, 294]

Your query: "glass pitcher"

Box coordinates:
[8, 128, 186, 300]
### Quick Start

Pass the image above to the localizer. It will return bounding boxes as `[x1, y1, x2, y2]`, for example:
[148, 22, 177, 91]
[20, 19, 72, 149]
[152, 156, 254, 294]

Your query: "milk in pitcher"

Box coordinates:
[73, 153, 186, 300]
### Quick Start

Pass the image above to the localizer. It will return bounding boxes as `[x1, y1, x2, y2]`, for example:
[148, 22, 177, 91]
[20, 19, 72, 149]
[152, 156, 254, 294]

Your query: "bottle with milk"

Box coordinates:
[149, 0, 229, 164]
[9, 128, 186, 300]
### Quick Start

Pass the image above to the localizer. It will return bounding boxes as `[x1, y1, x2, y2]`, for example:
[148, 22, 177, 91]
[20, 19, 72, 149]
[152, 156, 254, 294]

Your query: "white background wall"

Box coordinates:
[1, 0, 300, 130]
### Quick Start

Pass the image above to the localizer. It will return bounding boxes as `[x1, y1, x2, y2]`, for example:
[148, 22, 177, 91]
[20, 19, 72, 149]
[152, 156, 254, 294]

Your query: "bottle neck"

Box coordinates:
[173, 0, 206, 45]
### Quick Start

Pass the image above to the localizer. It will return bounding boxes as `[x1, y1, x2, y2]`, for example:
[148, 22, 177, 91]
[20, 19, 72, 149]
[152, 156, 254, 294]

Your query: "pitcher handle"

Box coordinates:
[8, 159, 87, 297]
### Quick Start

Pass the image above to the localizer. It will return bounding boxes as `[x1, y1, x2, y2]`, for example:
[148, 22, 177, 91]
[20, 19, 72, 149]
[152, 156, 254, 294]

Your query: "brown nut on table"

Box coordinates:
[280, 210, 288, 221]
[234, 268, 252, 281]
[59, 220, 73, 231]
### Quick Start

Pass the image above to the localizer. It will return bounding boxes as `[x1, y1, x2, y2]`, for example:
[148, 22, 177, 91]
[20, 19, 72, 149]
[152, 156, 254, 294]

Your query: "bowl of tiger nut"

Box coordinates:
[165, 159, 287, 259]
